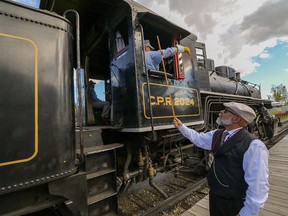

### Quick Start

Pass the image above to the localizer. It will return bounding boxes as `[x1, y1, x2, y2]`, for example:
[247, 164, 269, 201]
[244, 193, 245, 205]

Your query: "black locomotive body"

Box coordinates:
[0, 1, 77, 214]
[0, 0, 277, 215]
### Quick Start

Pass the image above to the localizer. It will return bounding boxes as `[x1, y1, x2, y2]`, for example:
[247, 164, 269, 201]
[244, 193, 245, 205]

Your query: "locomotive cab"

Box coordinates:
[55, 0, 204, 130]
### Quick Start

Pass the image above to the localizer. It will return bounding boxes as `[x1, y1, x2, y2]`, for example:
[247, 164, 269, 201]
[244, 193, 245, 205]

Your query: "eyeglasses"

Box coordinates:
[224, 108, 239, 117]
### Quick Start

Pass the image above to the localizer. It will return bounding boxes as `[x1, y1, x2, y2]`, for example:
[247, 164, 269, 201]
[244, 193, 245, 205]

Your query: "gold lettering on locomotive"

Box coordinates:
[142, 82, 200, 118]
[157, 96, 164, 105]
[149, 96, 195, 106]
[149, 96, 172, 105]
[150, 96, 156, 105]
[166, 97, 172, 105]
[174, 98, 195, 106]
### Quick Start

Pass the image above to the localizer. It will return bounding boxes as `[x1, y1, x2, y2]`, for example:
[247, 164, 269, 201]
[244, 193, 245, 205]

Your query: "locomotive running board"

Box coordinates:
[118, 120, 204, 132]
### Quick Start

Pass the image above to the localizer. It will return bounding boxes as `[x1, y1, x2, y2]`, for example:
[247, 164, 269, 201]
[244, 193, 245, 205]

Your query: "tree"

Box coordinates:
[270, 84, 288, 103]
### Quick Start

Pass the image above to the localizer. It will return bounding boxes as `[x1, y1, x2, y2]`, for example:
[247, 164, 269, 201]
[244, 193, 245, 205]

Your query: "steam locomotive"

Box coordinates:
[0, 0, 277, 215]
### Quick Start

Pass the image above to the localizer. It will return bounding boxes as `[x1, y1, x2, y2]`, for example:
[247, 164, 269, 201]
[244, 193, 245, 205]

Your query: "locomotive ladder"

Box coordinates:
[77, 127, 123, 215]
[79, 143, 123, 215]
[48, 127, 123, 216]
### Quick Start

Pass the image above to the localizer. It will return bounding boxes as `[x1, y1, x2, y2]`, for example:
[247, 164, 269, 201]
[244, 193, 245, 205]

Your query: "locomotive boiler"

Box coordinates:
[0, 0, 277, 215]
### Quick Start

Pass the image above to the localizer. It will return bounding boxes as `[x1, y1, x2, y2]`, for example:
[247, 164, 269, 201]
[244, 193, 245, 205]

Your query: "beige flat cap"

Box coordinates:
[224, 102, 256, 123]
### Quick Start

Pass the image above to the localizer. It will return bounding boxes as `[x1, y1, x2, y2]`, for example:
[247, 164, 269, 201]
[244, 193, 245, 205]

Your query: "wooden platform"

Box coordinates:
[181, 134, 288, 216]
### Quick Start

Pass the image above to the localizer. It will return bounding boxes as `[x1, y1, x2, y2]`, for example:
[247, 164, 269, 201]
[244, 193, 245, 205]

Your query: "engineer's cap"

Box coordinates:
[224, 102, 256, 124]
[89, 80, 95, 86]
[144, 40, 154, 50]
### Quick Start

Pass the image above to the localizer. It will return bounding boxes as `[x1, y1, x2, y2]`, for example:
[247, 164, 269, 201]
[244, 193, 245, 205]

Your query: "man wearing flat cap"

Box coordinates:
[144, 39, 191, 71]
[88, 80, 110, 124]
[174, 102, 269, 216]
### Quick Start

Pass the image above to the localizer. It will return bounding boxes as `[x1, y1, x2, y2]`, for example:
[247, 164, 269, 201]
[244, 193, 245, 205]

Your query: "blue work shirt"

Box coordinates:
[145, 47, 176, 71]
[89, 87, 101, 102]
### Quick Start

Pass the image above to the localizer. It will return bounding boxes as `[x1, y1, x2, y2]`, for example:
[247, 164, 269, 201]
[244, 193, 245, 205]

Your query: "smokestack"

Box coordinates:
[236, 72, 241, 80]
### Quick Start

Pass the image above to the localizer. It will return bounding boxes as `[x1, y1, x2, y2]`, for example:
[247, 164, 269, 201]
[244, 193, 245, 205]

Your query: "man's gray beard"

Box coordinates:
[216, 117, 233, 126]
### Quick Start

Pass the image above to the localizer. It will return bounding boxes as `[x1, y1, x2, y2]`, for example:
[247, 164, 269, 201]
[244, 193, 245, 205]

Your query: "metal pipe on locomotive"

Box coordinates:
[0, 0, 278, 215]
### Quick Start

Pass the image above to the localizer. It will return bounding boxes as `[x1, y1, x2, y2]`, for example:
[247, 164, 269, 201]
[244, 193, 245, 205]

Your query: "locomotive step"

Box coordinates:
[86, 168, 115, 180]
[77, 143, 123, 173]
[88, 190, 117, 206]
[75, 126, 104, 148]
[82, 143, 123, 155]
[76, 143, 123, 155]
[75, 126, 123, 148]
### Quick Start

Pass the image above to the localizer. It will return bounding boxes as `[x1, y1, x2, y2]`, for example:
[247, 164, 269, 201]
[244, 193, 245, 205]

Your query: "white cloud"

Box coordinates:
[135, 0, 288, 77]
[239, 0, 288, 44]
[259, 51, 271, 59]
[91, 79, 102, 84]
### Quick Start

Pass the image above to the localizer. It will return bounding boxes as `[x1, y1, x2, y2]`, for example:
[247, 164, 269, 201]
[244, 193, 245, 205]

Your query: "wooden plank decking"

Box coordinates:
[181, 135, 288, 216]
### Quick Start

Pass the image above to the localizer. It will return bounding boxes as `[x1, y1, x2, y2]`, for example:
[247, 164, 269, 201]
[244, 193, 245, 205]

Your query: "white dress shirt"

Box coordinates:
[179, 125, 269, 216]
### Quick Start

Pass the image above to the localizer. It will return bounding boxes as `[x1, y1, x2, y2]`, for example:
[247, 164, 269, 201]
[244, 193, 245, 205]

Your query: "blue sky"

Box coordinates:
[14, 0, 40, 8]
[243, 41, 288, 98]
[92, 80, 106, 101]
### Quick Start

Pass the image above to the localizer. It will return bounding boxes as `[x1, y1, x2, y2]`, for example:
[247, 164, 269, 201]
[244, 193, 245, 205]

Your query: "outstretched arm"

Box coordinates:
[173, 118, 214, 150]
